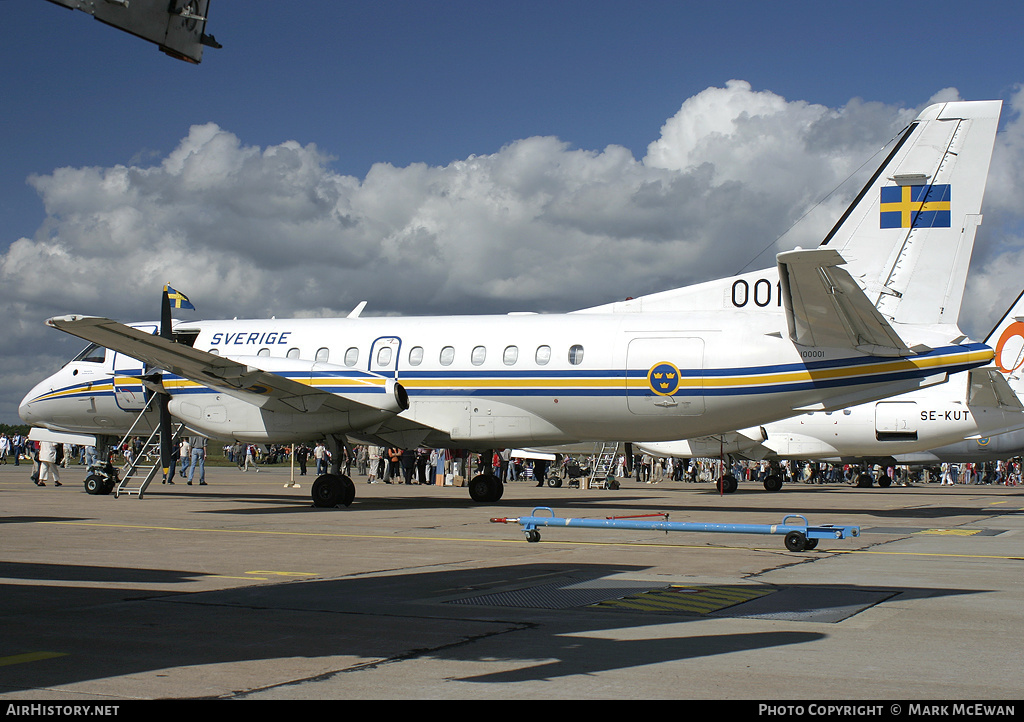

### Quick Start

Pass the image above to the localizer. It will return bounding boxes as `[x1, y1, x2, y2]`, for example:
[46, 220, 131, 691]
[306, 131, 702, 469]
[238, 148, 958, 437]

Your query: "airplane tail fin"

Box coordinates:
[821, 100, 1001, 327]
[984, 288, 1024, 392]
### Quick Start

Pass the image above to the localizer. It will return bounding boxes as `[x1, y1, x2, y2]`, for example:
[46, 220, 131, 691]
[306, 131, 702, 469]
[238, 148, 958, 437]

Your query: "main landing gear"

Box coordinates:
[469, 473, 504, 503]
[311, 473, 356, 508]
[311, 471, 505, 507]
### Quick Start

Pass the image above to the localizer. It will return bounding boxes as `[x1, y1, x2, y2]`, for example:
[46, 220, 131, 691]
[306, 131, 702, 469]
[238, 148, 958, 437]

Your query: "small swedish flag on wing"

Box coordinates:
[880, 184, 951, 229]
[164, 284, 195, 310]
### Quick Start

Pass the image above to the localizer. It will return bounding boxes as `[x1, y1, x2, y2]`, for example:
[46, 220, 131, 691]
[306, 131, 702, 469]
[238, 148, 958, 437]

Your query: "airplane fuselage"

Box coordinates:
[20, 309, 990, 448]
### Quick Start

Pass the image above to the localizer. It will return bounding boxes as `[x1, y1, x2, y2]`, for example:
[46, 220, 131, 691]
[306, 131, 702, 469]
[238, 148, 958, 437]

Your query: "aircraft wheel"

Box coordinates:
[469, 473, 503, 502]
[784, 531, 807, 552]
[338, 474, 356, 506]
[877, 476, 892, 488]
[762, 474, 783, 492]
[84, 473, 109, 495]
[546, 476, 562, 488]
[312, 474, 354, 508]
[717, 474, 738, 494]
[856, 472, 873, 488]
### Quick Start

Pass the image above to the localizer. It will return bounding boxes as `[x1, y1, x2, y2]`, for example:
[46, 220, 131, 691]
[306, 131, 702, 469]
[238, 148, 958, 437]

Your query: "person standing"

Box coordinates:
[12, 433, 24, 466]
[188, 435, 207, 486]
[400, 448, 416, 484]
[162, 440, 179, 485]
[244, 443, 260, 472]
[37, 440, 62, 487]
[313, 442, 327, 476]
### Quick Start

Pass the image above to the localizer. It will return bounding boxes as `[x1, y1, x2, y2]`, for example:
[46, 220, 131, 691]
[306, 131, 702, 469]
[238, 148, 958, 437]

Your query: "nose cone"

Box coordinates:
[19, 379, 50, 426]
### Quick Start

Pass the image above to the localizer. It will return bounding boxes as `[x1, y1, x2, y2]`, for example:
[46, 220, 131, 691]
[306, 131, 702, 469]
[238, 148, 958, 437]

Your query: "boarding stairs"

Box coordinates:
[586, 442, 620, 489]
[113, 397, 184, 498]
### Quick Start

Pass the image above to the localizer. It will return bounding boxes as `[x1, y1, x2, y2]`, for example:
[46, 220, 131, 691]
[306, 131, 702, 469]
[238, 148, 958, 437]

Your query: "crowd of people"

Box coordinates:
[4, 429, 1022, 488]
[627, 454, 1023, 486]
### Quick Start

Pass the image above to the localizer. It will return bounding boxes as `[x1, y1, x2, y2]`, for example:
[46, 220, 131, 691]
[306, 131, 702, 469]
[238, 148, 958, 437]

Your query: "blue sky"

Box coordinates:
[3, 0, 1024, 422]
[5, 0, 1021, 238]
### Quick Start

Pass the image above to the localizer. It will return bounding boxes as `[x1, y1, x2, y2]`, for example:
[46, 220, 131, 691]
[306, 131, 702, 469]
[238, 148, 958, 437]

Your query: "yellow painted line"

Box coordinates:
[0, 652, 68, 667]
[917, 529, 982, 536]
[245, 570, 318, 577]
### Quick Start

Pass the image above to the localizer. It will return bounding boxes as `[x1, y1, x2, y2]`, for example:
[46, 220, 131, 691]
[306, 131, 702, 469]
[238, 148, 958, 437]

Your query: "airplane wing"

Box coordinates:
[777, 248, 911, 356]
[45, 315, 431, 440]
[45, 0, 220, 64]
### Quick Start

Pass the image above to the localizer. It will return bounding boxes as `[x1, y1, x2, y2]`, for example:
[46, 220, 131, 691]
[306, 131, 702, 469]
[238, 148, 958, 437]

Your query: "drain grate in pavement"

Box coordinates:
[593, 584, 774, 614]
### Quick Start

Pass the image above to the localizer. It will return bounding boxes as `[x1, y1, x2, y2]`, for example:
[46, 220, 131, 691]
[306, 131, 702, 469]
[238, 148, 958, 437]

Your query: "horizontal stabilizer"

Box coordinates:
[967, 368, 1024, 411]
[778, 248, 910, 356]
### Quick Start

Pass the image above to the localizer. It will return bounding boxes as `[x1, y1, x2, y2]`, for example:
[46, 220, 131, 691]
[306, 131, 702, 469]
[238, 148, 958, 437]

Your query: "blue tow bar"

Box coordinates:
[490, 507, 860, 552]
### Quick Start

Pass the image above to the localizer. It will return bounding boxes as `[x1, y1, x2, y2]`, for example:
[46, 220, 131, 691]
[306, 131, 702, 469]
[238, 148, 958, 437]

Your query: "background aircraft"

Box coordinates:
[896, 292, 1024, 465]
[638, 288, 1024, 491]
[43, 0, 219, 63]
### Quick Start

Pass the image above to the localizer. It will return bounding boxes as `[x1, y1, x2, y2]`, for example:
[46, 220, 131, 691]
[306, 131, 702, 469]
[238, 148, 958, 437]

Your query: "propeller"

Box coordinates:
[158, 288, 174, 481]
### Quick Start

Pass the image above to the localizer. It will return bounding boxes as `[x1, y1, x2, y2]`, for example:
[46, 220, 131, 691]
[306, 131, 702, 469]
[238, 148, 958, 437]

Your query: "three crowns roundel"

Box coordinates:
[647, 361, 681, 396]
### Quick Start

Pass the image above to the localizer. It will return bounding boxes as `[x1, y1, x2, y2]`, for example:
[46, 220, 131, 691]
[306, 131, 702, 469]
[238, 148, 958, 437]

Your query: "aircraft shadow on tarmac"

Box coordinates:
[0, 561, 985, 693]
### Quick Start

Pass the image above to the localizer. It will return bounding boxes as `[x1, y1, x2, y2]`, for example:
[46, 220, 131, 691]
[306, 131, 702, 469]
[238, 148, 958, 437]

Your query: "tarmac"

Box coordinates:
[1, 460, 1022, 701]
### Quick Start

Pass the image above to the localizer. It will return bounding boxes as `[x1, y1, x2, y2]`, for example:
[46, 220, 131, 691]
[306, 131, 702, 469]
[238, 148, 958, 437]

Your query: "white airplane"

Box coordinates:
[637, 288, 1024, 491]
[19, 99, 1001, 507]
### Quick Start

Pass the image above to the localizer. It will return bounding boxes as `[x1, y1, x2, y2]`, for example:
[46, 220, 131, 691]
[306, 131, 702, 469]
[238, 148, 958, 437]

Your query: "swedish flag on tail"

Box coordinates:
[164, 285, 195, 310]
[880, 184, 951, 229]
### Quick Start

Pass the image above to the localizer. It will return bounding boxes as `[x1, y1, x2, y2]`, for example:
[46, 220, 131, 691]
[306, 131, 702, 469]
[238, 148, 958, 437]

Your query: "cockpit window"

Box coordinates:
[73, 344, 107, 364]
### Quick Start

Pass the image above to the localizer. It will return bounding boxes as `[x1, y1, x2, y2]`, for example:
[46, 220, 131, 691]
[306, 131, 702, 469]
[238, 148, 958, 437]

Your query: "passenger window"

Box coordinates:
[344, 347, 358, 367]
[377, 347, 393, 366]
[503, 345, 519, 365]
[208, 348, 220, 356]
[440, 346, 455, 366]
[408, 346, 424, 366]
[471, 346, 486, 366]
[287, 348, 300, 359]
[257, 348, 270, 357]
[315, 347, 330, 363]
[535, 345, 551, 365]
[568, 344, 584, 365]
